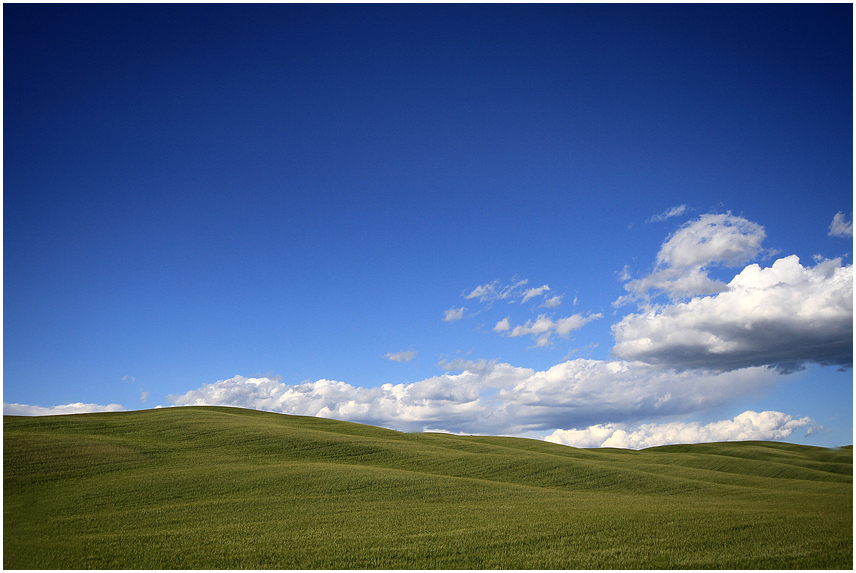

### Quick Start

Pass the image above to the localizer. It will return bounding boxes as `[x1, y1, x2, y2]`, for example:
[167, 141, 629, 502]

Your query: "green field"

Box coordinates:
[4, 406, 852, 569]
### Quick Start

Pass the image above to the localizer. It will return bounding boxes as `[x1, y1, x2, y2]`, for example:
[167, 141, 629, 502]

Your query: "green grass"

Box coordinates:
[4, 406, 852, 569]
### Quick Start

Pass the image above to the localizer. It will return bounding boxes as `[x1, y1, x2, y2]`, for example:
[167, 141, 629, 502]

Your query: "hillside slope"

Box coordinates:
[4, 406, 852, 569]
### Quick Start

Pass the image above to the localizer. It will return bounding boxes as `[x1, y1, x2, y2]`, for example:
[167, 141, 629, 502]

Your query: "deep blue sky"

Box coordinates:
[4, 4, 853, 448]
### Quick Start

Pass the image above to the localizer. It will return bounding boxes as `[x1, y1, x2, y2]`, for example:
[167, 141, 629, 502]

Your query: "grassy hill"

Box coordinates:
[4, 406, 852, 569]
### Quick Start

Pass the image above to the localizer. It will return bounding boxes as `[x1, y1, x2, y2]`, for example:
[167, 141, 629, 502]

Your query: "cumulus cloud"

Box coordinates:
[168, 373, 496, 433]
[386, 350, 416, 363]
[612, 255, 853, 372]
[656, 212, 766, 269]
[4, 402, 125, 416]
[647, 204, 688, 223]
[545, 410, 813, 449]
[617, 212, 768, 304]
[167, 360, 781, 437]
[829, 212, 853, 238]
[443, 307, 465, 322]
[504, 313, 603, 347]
[541, 295, 563, 308]
[493, 317, 511, 333]
[615, 266, 728, 306]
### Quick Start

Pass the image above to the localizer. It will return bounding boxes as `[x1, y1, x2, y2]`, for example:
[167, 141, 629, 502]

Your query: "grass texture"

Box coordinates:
[4, 406, 852, 569]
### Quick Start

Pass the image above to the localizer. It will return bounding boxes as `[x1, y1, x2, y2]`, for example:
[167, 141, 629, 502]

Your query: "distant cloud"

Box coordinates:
[464, 278, 529, 303]
[140, 391, 149, 403]
[460, 277, 560, 308]
[521, 284, 550, 303]
[443, 307, 465, 322]
[4, 402, 125, 416]
[166, 360, 781, 437]
[504, 313, 602, 347]
[612, 255, 853, 373]
[616, 212, 768, 305]
[545, 410, 813, 449]
[647, 204, 688, 223]
[386, 350, 416, 363]
[829, 212, 853, 238]
[436, 358, 494, 372]
[453, 278, 584, 348]
[656, 212, 766, 269]
[541, 295, 563, 308]
[464, 281, 500, 302]
[493, 317, 511, 333]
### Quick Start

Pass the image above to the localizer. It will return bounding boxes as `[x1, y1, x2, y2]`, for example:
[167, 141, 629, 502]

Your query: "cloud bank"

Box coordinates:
[545, 410, 813, 449]
[612, 255, 853, 373]
[4, 402, 125, 416]
[611, 212, 852, 374]
[167, 360, 781, 437]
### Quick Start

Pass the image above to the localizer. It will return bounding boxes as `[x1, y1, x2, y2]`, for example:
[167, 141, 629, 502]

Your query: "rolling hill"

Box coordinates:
[4, 406, 852, 569]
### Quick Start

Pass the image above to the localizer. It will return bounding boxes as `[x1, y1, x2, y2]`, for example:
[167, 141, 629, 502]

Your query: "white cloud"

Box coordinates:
[508, 315, 557, 337]
[464, 278, 529, 303]
[829, 212, 853, 238]
[140, 391, 149, 403]
[647, 204, 688, 223]
[436, 358, 495, 372]
[167, 360, 781, 436]
[460, 277, 564, 309]
[545, 410, 813, 449]
[464, 281, 499, 301]
[154, 211, 851, 444]
[521, 284, 550, 303]
[504, 312, 602, 347]
[656, 212, 766, 269]
[443, 306, 465, 322]
[612, 255, 853, 373]
[616, 266, 729, 305]
[618, 212, 768, 304]
[386, 350, 416, 363]
[541, 295, 563, 308]
[4, 402, 126, 416]
[453, 277, 585, 350]
[493, 317, 511, 333]
[452, 278, 592, 352]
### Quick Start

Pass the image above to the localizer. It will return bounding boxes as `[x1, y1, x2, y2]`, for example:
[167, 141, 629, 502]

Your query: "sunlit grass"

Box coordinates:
[4, 406, 852, 569]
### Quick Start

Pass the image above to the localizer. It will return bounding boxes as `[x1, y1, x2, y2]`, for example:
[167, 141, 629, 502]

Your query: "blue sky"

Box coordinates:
[4, 3, 853, 448]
